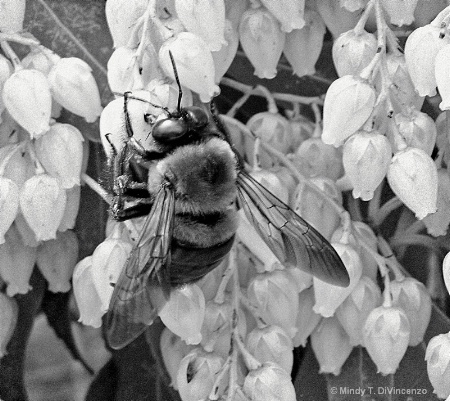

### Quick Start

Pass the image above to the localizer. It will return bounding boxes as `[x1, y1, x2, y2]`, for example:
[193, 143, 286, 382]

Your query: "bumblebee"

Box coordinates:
[104, 59, 349, 350]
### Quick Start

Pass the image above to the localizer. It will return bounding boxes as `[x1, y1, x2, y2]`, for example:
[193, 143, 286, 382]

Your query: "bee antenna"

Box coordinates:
[123, 92, 134, 138]
[115, 91, 170, 114]
[168, 50, 182, 113]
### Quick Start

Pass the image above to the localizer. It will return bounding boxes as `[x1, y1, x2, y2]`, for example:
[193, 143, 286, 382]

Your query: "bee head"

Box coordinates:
[147, 137, 237, 214]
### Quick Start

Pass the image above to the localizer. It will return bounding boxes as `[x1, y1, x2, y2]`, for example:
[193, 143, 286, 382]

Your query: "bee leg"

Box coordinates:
[114, 202, 153, 221]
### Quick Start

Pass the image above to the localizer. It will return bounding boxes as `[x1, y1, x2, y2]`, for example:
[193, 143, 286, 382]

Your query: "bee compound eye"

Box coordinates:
[185, 106, 209, 128]
[152, 118, 188, 143]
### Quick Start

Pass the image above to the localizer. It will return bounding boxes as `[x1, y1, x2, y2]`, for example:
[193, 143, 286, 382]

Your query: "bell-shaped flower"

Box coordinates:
[313, 243, 363, 317]
[58, 185, 81, 232]
[0, 0, 25, 33]
[322, 75, 376, 146]
[386, 53, 424, 113]
[177, 349, 225, 401]
[175, 0, 226, 51]
[435, 44, 450, 111]
[250, 169, 289, 204]
[159, 284, 206, 345]
[35, 123, 84, 189]
[363, 305, 410, 375]
[311, 316, 353, 375]
[260, 0, 305, 32]
[21, 48, 58, 76]
[212, 19, 239, 83]
[292, 178, 342, 241]
[107, 47, 143, 93]
[160, 328, 195, 390]
[0, 143, 34, 188]
[404, 24, 450, 97]
[390, 277, 432, 346]
[159, 32, 219, 102]
[247, 270, 299, 338]
[20, 174, 67, 241]
[335, 276, 382, 346]
[270, 166, 297, 204]
[72, 256, 105, 328]
[48, 57, 103, 122]
[243, 362, 296, 401]
[387, 147, 438, 219]
[423, 169, 450, 236]
[3, 69, 51, 138]
[37, 230, 79, 293]
[0, 176, 19, 244]
[292, 287, 321, 347]
[392, 109, 437, 156]
[293, 137, 344, 181]
[239, 8, 285, 79]
[105, 0, 148, 48]
[0, 293, 18, 357]
[283, 10, 326, 77]
[201, 299, 246, 357]
[91, 228, 132, 311]
[426, 332, 450, 399]
[0, 224, 36, 296]
[246, 325, 293, 374]
[315, 0, 361, 39]
[343, 130, 392, 201]
[339, 0, 367, 12]
[381, 0, 419, 26]
[332, 29, 377, 78]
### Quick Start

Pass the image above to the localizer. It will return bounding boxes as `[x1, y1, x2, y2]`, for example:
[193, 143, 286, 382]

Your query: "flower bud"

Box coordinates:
[390, 277, 431, 346]
[159, 284, 206, 345]
[0, 143, 34, 188]
[3, 69, 51, 138]
[322, 75, 376, 146]
[292, 178, 342, 241]
[48, 57, 103, 122]
[386, 53, 424, 113]
[245, 112, 293, 168]
[336, 276, 381, 346]
[72, 256, 105, 328]
[363, 305, 410, 375]
[292, 287, 321, 347]
[239, 8, 285, 79]
[311, 316, 353, 375]
[246, 325, 293, 374]
[177, 349, 225, 401]
[160, 328, 195, 390]
[58, 185, 81, 232]
[316, 0, 361, 39]
[35, 123, 84, 189]
[332, 29, 377, 77]
[20, 174, 67, 241]
[423, 169, 450, 236]
[21, 48, 57, 76]
[313, 243, 363, 317]
[37, 230, 79, 293]
[387, 147, 438, 219]
[404, 24, 450, 97]
[243, 362, 296, 401]
[381, 0, 419, 26]
[0, 224, 36, 296]
[260, 0, 305, 32]
[247, 270, 299, 338]
[392, 110, 437, 156]
[343, 130, 392, 201]
[0, 292, 18, 357]
[283, 10, 326, 77]
[212, 19, 239, 83]
[175, 0, 226, 51]
[292, 137, 344, 180]
[0, 0, 25, 33]
[159, 32, 219, 102]
[435, 44, 450, 111]
[105, 0, 148, 48]
[0, 176, 19, 244]
[426, 332, 450, 399]
[91, 232, 132, 311]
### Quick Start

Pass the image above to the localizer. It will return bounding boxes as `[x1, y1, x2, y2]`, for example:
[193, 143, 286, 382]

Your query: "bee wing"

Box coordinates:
[106, 184, 174, 349]
[236, 171, 349, 287]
